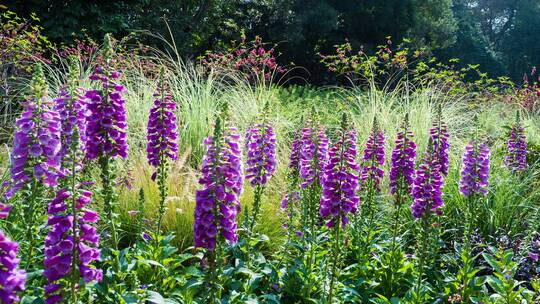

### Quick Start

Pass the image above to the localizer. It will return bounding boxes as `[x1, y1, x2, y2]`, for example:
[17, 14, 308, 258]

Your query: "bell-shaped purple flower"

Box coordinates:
[146, 86, 178, 172]
[299, 125, 329, 188]
[194, 123, 244, 250]
[245, 123, 277, 186]
[7, 98, 61, 198]
[389, 125, 416, 195]
[361, 123, 385, 191]
[459, 142, 490, 196]
[411, 142, 444, 219]
[84, 65, 128, 160]
[44, 187, 101, 304]
[505, 123, 527, 172]
[320, 128, 360, 228]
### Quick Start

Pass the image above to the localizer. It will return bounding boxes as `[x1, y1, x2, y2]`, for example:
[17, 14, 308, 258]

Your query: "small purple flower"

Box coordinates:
[194, 123, 244, 250]
[529, 252, 539, 262]
[361, 122, 385, 191]
[280, 191, 300, 210]
[44, 187, 102, 303]
[84, 65, 128, 160]
[320, 128, 360, 228]
[459, 142, 490, 197]
[505, 123, 527, 172]
[299, 125, 329, 188]
[146, 85, 178, 174]
[389, 123, 416, 195]
[411, 142, 444, 219]
[245, 123, 277, 186]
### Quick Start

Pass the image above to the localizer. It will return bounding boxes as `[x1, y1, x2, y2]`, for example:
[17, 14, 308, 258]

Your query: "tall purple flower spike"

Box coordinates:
[389, 124, 416, 195]
[194, 122, 244, 250]
[361, 123, 385, 191]
[430, 118, 450, 177]
[459, 142, 490, 197]
[7, 72, 61, 198]
[245, 123, 277, 186]
[54, 86, 88, 163]
[288, 129, 302, 171]
[299, 125, 329, 188]
[0, 201, 26, 304]
[505, 123, 527, 172]
[84, 65, 128, 160]
[147, 85, 178, 178]
[320, 127, 360, 228]
[411, 142, 444, 219]
[44, 187, 102, 304]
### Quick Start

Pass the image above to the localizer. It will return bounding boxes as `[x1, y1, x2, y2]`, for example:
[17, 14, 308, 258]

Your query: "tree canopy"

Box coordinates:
[4, 0, 540, 84]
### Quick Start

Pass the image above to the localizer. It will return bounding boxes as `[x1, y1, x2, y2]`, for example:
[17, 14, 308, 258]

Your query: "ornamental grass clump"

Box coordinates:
[244, 104, 276, 232]
[83, 34, 128, 248]
[146, 77, 178, 236]
[319, 114, 359, 303]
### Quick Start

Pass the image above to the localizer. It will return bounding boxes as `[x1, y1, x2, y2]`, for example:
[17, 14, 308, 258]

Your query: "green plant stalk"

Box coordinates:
[249, 184, 264, 233]
[155, 154, 168, 238]
[69, 135, 79, 304]
[415, 215, 431, 304]
[155, 85, 169, 240]
[23, 180, 40, 271]
[328, 221, 341, 304]
[100, 155, 118, 249]
[386, 178, 405, 297]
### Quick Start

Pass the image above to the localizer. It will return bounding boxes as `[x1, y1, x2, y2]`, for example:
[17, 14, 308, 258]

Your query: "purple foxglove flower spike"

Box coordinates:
[389, 119, 416, 195]
[505, 122, 527, 172]
[299, 125, 329, 188]
[288, 129, 302, 171]
[411, 141, 444, 219]
[361, 120, 385, 192]
[84, 63, 128, 160]
[245, 123, 277, 186]
[459, 142, 490, 197]
[6, 65, 61, 198]
[320, 122, 360, 228]
[54, 86, 88, 174]
[430, 109, 450, 176]
[44, 187, 102, 304]
[0, 203, 26, 304]
[146, 84, 178, 176]
[194, 118, 244, 250]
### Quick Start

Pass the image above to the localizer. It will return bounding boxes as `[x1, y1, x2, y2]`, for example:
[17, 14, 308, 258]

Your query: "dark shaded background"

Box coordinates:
[5, 0, 540, 84]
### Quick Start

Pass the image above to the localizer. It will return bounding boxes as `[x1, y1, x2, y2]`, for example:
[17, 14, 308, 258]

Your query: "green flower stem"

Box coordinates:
[100, 155, 118, 249]
[328, 220, 341, 304]
[414, 215, 431, 303]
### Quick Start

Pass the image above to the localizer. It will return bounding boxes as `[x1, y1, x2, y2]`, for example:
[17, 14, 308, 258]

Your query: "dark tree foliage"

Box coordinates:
[3, 0, 540, 84]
